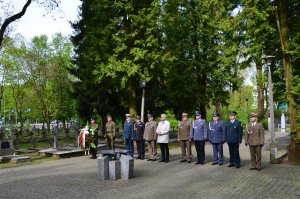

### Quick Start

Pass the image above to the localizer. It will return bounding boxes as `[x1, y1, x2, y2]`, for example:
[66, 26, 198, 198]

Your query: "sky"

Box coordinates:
[12, 0, 81, 40]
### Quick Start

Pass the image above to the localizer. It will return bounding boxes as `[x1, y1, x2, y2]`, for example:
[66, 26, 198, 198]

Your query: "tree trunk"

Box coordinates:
[128, 77, 137, 117]
[256, 61, 264, 122]
[276, 0, 300, 162]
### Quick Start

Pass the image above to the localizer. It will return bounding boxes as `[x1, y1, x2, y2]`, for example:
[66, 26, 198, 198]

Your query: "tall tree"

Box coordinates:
[163, 0, 243, 119]
[71, 0, 174, 122]
[274, 0, 300, 162]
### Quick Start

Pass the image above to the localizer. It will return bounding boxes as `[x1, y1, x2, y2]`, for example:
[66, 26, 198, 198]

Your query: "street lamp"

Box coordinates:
[139, 80, 146, 123]
[263, 55, 278, 163]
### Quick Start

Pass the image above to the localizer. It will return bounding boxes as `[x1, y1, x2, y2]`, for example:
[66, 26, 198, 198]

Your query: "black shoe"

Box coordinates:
[188, 160, 191, 163]
[257, 168, 261, 171]
[152, 159, 157, 161]
[147, 159, 152, 161]
[219, 163, 223, 166]
[212, 162, 218, 165]
[228, 164, 234, 167]
[159, 160, 165, 162]
[201, 162, 204, 165]
[180, 159, 187, 162]
[165, 160, 169, 163]
[195, 162, 201, 165]
[90, 156, 97, 159]
[235, 165, 240, 168]
[250, 167, 257, 170]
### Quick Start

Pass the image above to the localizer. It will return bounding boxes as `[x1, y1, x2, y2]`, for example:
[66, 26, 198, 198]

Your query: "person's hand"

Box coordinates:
[178, 139, 180, 142]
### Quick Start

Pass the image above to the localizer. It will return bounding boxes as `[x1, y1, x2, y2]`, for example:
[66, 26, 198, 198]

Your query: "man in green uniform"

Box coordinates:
[90, 117, 99, 159]
[178, 113, 193, 163]
[143, 114, 158, 161]
[105, 115, 116, 150]
[245, 113, 264, 171]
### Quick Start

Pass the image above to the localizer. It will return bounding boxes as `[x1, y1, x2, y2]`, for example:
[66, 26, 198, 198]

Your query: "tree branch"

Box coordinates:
[0, 0, 32, 48]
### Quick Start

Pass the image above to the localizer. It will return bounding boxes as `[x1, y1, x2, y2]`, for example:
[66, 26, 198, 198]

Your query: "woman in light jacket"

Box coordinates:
[156, 114, 170, 163]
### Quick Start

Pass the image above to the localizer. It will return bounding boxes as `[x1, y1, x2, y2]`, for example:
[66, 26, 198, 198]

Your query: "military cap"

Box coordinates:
[195, 111, 202, 115]
[213, 112, 220, 117]
[182, 113, 188, 117]
[107, 115, 112, 119]
[229, 111, 237, 116]
[147, 114, 153, 118]
[125, 114, 131, 117]
[90, 116, 96, 121]
[136, 115, 141, 119]
[249, 113, 257, 118]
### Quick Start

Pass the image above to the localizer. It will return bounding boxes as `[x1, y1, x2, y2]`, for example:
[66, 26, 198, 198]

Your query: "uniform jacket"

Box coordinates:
[105, 121, 116, 137]
[90, 124, 99, 141]
[245, 122, 264, 146]
[144, 121, 158, 141]
[178, 120, 192, 140]
[190, 119, 208, 141]
[156, 120, 170, 143]
[208, 121, 226, 143]
[123, 120, 134, 140]
[225, 120, 243, 143]
[134, 122, 145, 141]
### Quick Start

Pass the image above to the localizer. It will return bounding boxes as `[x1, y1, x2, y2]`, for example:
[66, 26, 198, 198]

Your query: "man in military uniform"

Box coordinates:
[143, 114, 158, 161]
[225, 111, 243, 168]
[245, 113, 264, 171]
[208, 112, 226, 166]
[105, 115, 116, 150]
[124, 114, 134, 157]
[134, 115, 145, 160]
[178, 113, 192, 163]
[190, 111, 207, 165]
[90, 117, 99, 159]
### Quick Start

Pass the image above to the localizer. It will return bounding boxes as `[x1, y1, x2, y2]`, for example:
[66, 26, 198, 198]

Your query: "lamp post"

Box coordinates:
[139, 80, 146, 123]
[264, 55, 278, 163]
[245, 97, 249, 121]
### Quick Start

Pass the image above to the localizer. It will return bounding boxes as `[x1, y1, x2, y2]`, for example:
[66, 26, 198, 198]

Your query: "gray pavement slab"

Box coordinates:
[0, 131, 299, 199]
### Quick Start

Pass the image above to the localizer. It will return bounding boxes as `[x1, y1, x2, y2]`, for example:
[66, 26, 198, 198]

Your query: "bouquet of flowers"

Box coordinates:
[79, 123, 90, 149]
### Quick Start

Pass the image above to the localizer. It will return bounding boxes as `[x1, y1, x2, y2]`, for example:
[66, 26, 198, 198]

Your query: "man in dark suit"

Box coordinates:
[225, 111, 243, 168]
[134, 115, 145, 160]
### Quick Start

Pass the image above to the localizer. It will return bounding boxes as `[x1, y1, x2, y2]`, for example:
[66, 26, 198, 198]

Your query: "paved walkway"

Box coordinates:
[0, 131, 299, 199]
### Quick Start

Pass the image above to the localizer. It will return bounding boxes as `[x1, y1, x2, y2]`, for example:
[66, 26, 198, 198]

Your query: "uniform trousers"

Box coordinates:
[194, 140, 205, 163]
[146, 140, 157, 160]
[106, 133, 115, 150]
[249, 145, 262, 169]
[228, 143, 240, 166]
[90, 137, 98, 158]
[180, 140, 192, 161]
[125, 139, 134, 157]
[212, 143, 224, 163]
[136, 140, 145, 159]
[159, 143, 169, 161]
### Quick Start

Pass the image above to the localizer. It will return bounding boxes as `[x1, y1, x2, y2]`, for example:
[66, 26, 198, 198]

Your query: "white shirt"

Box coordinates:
[156, 120, 170, 143]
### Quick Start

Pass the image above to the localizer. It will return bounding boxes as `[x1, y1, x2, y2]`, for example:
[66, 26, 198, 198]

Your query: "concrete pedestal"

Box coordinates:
[97, 156, 109, 180]
[120, 155, 134, 180]
[109, 160, 121, 180]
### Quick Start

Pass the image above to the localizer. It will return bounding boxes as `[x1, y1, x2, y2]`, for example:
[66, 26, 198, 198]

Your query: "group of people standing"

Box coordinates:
[93, 110, 265, 170]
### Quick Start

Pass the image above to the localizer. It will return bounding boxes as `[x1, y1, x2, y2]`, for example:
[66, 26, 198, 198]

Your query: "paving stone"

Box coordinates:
[0, 131, 298, 199]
